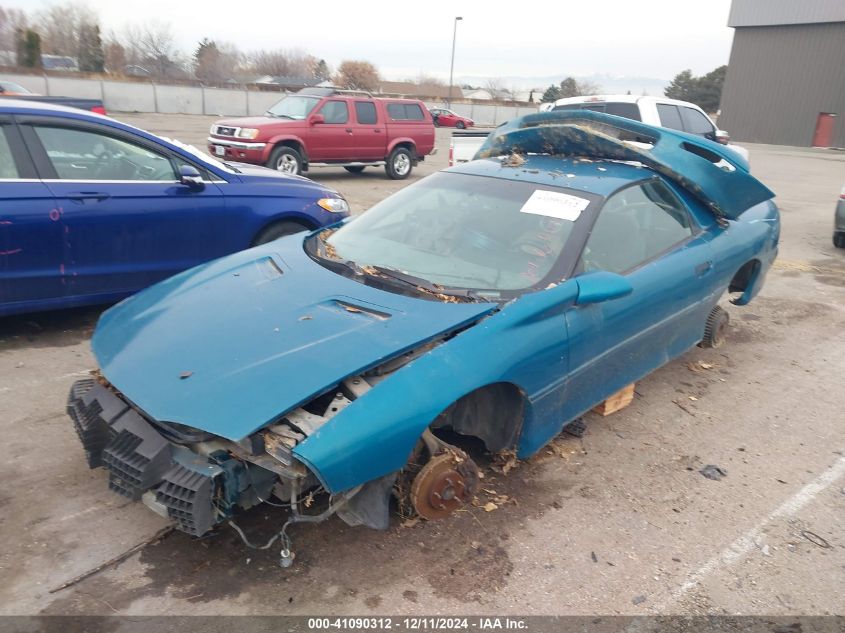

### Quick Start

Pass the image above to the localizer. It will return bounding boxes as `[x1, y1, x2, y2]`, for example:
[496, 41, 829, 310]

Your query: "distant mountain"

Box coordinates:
[456, 73, 669, 97]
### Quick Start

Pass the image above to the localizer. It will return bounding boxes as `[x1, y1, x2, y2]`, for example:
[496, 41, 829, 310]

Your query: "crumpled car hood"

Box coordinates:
[92, 237, 496, 441]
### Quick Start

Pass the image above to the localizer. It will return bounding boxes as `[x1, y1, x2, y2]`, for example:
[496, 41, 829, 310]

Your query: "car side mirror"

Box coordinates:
[575, 271, 633, 305]
[715, 129, 730, 145]
[309, 113, 325, 125]
[179, 164, 204, 190]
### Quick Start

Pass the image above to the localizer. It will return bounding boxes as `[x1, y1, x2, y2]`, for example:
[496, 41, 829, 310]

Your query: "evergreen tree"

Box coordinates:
[78, 23, 105, 72]
[541, 84, 562, 102]
[16, 28, 41, 68]
[664, 69, 696, 101]
[313, 58, 330, 81]
[194, 38, 221, 81]
[559, 76, 579, 98]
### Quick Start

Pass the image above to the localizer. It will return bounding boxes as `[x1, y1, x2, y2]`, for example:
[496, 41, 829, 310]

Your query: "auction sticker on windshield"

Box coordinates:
[519, 189, 589, 222]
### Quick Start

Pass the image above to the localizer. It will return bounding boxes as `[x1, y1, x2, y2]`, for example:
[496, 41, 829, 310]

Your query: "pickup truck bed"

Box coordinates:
[0, 95, 106, 115]
[449, 129, 492, 166]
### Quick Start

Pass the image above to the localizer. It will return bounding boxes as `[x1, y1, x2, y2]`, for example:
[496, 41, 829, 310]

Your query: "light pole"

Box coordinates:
[448, 16, 462, 107]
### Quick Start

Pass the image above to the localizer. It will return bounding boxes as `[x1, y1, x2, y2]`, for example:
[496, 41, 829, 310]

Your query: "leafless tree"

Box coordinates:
[247, 48, 314, 78]
[334, 60, 380, 92]
[34, 1, 98, 56]
[102, 31, 126, 73]
[122, 21, 187, 78]
[0, 6, 28, 54]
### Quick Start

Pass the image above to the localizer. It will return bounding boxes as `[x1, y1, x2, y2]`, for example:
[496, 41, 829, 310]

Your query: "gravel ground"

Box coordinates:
[0, 113, 843, 617]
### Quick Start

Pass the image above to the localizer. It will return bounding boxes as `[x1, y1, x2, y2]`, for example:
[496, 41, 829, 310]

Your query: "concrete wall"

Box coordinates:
[1, 72, 289, 117]
[424, 100, 540, 126]
[1, 72, 540, 122]
[719, 22, 845, 147]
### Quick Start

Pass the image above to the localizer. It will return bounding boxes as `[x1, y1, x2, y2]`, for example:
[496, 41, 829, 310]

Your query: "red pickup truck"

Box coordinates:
[208, 88, 436, 180]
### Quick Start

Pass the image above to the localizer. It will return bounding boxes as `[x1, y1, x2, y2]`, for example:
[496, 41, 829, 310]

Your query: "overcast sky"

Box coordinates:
[8, 0, 735, 84]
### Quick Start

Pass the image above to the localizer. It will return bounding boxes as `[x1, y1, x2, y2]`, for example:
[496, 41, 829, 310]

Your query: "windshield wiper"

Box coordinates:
[368, 265, 480, 302]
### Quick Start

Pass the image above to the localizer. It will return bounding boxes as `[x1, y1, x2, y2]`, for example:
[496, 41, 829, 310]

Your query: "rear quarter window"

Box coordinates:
[387, 103, 425, 120]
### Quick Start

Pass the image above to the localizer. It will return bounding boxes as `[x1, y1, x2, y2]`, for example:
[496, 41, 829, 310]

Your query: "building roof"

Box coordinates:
[728, 0, 845, 27]
[254, 75, 321, 88]
[378, 81, 462, 99]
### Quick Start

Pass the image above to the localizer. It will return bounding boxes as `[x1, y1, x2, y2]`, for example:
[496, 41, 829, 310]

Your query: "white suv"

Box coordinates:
[542, 95, 749, 162]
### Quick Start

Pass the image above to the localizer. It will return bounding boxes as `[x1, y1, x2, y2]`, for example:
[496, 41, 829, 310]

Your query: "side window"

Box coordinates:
[552, 104, 582, 111]
[679, 107, 715, 137]
[403, 104, 424, 120]
[387, 103, 425, 120]
[33, 126, 176, 181]
[582, 180, 693, 274]
[581, 104, 606, 112]
[354, 101, 378, 125]
[605, 102, 642, 121]
[318, 100, 349, 124]
[656, 104, 684, 131]
[0, 126, 20, 178]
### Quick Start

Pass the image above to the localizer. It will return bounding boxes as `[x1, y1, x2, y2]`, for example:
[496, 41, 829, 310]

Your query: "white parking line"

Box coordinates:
[0, 370, 92, 394]
[658, 455, 845, 610]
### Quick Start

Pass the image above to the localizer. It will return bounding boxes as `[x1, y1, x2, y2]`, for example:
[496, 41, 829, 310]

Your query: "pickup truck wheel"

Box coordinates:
[456, 121, 466, 129]
[834, 232, 845, 249]
[253, 220, 310, 245]
[344, 166, 366, 174]
[386, 147, 413, 180]
[268, 146, 302, 176]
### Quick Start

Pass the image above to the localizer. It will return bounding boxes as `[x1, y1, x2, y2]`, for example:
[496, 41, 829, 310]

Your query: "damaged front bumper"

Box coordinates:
[65, 377, 371, 538]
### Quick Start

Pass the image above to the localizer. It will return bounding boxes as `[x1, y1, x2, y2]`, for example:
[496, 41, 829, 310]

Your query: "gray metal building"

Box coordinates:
[719, 0, 845, 148]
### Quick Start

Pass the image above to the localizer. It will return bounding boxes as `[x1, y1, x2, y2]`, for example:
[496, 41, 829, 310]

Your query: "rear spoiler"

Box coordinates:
[474, 110, 774, 221]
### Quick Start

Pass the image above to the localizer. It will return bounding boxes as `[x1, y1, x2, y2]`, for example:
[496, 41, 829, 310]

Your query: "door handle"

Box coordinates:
[345, 128, 353, 134]
[67, 192, 111, 202]
[374, 128, 382, 133]
[695, 261, 713, 276]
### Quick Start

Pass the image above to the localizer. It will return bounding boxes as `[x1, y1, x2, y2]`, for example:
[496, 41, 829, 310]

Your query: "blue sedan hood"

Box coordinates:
[92, 237, 497, 441]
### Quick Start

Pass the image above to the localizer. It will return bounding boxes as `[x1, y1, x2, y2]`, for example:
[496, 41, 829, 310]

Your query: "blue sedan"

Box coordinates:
[66, 111, 778, 560]
[0, 100, 349, 317]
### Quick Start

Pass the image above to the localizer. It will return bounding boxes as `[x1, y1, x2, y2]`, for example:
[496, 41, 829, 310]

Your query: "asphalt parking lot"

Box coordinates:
[1, 113, 843, 617]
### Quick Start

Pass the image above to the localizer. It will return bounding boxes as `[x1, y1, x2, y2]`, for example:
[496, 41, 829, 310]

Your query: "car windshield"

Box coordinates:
[267, 95, 321, 119]
[319, 172, 591, 294]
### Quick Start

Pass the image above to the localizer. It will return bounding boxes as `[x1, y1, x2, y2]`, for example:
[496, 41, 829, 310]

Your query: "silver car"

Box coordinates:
[836, 184, 845, 249]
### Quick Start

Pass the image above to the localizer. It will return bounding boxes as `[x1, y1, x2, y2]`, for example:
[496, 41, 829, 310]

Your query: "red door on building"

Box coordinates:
[812, 113, 837, 147]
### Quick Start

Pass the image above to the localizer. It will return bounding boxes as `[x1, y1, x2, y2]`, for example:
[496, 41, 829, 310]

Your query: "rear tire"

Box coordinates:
[834, 232, 845, 249]
[267, 146, 303, 176]
[699, 305, 729, 349]
[253, 221, 310, 245]
[344, 166, 366, 174]
[456, 121, 465, 129]
[385, 147, 413, 180]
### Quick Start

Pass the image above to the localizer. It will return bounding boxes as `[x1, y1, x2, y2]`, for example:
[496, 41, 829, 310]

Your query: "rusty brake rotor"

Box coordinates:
[410, 449, 480, 520]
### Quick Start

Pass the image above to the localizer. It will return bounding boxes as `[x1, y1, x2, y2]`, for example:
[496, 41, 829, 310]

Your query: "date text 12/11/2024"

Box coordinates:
[306, 617, 528, 630]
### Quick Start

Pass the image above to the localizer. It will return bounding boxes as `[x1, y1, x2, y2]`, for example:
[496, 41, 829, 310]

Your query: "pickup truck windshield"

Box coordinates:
[267, 95, 321, 119]
[321, 172, 589, 293]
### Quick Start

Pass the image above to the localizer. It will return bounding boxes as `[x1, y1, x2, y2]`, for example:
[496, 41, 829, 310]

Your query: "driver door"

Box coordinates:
[21, 119, 225, 298]
[559, 179, 716, 422]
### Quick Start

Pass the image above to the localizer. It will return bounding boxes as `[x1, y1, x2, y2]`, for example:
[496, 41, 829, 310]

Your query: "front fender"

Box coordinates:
[293, 280, 580, 492]
[263, 134, 309, 162]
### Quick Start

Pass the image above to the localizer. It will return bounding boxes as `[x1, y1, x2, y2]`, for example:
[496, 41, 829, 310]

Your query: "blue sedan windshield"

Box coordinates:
[326, 172, 591, 292]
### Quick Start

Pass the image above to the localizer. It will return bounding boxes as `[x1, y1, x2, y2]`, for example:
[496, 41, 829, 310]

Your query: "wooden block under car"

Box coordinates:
[592, 383, 635, 416]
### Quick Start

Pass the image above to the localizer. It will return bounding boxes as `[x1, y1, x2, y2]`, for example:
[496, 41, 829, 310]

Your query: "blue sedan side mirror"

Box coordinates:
[575, 271, 633, 305]
[179, 164, 205, 191]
